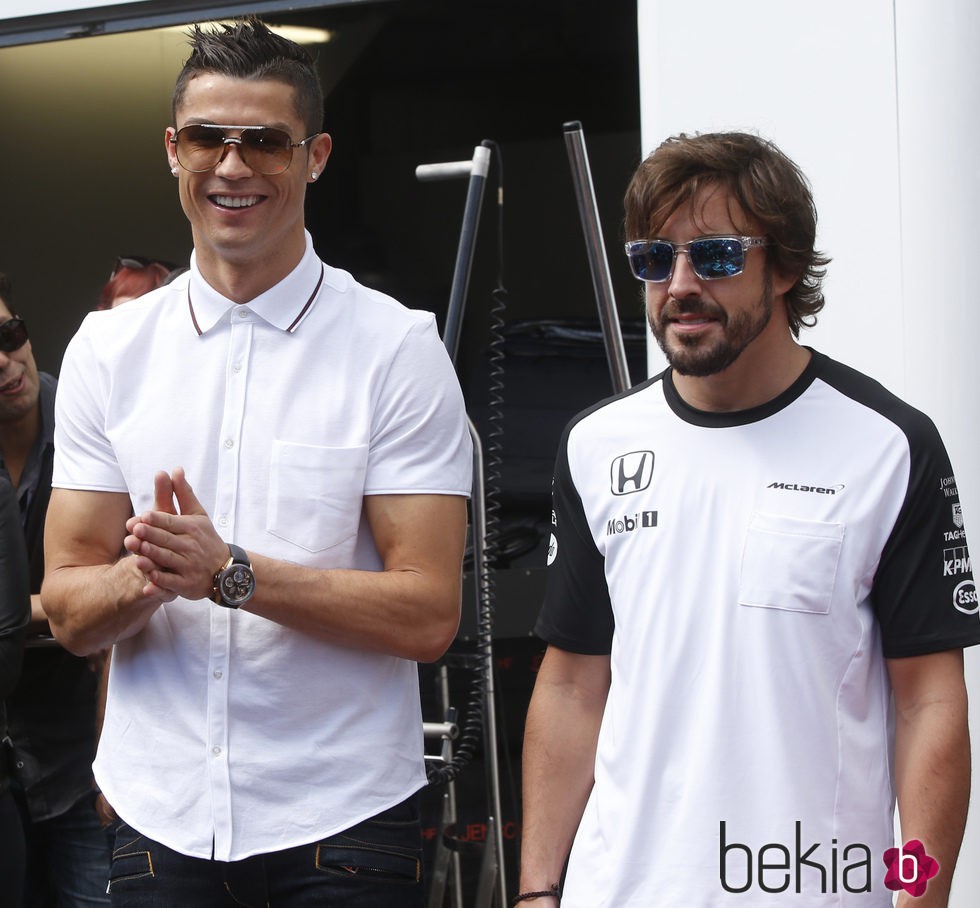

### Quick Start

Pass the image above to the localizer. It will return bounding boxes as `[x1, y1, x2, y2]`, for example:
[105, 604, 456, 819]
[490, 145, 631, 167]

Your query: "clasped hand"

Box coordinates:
[123, 467, 229, 603]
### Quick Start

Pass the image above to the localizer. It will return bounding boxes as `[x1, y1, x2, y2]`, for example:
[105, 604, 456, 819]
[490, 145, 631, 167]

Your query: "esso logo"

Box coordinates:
[953, 580, 978, 615]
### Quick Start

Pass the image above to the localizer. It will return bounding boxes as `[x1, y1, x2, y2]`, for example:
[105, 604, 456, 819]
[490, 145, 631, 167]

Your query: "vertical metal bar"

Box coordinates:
[473, 816, 501, 908]
[416, 147, 505, 907]
[439, 667, 464, 908]
[443, 144, 492, 364]
[562, 120, 632, 393]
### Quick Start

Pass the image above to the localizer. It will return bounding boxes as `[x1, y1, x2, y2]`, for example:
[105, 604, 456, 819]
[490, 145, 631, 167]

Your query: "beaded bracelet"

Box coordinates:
[512, 883, 560, 905]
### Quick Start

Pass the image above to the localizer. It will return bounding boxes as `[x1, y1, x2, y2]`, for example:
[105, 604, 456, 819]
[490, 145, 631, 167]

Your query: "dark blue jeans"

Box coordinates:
[18, 790, 112, 907]
[0, 790, 25, 908]
[107, 794, 424, 907]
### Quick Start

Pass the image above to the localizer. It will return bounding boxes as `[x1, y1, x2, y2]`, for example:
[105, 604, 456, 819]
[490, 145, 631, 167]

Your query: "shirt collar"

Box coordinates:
[186, 231, 345, 335]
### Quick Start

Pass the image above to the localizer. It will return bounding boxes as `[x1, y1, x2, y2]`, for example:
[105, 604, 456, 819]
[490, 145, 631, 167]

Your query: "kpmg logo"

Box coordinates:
[610, 451, 654, 496]
[943, 546, 971, 577]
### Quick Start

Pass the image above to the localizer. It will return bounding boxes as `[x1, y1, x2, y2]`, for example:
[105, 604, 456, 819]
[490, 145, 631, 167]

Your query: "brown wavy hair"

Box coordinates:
[624, 132, 830, 336]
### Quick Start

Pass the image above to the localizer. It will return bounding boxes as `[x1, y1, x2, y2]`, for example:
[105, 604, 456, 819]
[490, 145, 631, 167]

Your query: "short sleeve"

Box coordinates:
[364, 315, 472, 498]
[534, 423, 614, 654]
[52, 319, 128, 493]
[873, 411, 980, 657]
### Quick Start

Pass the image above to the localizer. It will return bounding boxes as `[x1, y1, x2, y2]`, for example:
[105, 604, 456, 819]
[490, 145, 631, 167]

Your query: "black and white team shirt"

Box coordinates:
[537, 350, 980, 907]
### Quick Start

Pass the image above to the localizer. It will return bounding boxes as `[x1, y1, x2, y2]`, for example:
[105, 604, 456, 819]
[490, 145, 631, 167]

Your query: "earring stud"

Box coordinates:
[311, 171, 318, 180]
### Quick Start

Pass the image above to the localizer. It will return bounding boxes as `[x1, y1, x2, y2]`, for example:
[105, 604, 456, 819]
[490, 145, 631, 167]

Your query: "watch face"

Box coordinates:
[219, 564, 255, 606]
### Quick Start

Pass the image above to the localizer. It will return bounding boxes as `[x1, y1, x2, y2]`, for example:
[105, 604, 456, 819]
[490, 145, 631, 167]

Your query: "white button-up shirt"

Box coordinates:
[53, 235, 472, 860]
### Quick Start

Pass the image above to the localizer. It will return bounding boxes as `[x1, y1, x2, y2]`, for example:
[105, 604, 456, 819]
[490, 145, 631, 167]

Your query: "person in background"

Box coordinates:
[0, 272, 110, 906]
[41, 17, 471, 907]
[518, 131, 979, 907]
[96, 256, 181, 310]
[0, 473, 31, 908]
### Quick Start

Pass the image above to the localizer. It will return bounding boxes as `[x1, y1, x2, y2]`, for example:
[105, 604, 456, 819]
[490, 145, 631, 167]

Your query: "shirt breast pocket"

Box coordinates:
[739, 512, 844, 615]
[267, 441, 368, 553]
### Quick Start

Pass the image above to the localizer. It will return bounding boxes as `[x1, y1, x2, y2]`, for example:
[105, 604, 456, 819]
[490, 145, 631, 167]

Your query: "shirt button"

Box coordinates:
[218, 516, 228, 528]
[224, 438, 234, 449]
[213, 670, 223, 680]
[237, 309, 248, 319]
[212, 746, 222, 756]
[16, 761, 24, 769]
[232, 362, 243, 373]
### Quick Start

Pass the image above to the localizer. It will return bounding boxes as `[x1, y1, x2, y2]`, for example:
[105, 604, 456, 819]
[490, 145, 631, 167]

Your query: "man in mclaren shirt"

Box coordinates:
[517, 132, 979, 907]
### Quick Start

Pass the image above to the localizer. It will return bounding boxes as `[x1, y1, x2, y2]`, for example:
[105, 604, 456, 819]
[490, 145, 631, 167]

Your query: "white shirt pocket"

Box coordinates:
[739, 512, 844, 615]
[267, 441, 368, 553]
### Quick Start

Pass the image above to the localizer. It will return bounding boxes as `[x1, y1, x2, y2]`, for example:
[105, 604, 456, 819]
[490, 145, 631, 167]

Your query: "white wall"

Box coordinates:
[637, 1, 980, 903]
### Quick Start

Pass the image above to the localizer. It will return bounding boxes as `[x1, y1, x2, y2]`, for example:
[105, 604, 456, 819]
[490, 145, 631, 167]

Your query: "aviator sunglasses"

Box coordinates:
[0, 317, 29, 354]
[625, 236, 769, 282]
[169, 124, 319, 176]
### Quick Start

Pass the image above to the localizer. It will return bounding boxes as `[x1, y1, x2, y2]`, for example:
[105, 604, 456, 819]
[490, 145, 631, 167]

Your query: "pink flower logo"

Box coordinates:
[882, 840, 939, 897]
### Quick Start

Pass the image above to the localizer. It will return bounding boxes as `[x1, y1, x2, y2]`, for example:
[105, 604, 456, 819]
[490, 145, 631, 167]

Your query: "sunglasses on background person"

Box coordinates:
[625, 236, 769, 283]
[169, 124, 319, 176]
[0, 317, 29, 354]
[109, 256, 179, 281]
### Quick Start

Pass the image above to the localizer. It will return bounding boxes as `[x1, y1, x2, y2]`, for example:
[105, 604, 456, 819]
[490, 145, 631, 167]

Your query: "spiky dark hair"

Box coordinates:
[172, 16, 323, 135]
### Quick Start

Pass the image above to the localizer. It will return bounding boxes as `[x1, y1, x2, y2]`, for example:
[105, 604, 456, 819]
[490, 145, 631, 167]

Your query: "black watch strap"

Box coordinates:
[211, 543, 255, 608]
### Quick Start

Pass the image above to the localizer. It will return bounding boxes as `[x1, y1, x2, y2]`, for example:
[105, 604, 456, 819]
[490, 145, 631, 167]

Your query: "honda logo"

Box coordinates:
[610, 451, 654, 496]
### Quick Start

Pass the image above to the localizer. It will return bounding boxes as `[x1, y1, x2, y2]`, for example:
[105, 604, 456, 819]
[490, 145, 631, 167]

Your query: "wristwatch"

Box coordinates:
[211, 543, 256, 608]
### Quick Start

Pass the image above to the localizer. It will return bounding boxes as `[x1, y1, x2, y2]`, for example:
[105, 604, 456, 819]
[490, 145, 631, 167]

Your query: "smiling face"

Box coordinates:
[0, 297, 40, 429]
[165, 74, 332, 298]
[644, 186, 793, 379]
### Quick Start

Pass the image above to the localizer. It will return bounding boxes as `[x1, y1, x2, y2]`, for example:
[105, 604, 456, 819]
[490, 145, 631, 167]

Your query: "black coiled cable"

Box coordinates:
[427, 140, 507, 786]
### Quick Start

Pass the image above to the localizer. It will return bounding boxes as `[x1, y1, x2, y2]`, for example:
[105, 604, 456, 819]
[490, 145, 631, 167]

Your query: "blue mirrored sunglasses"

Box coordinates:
[625, 236, 768, 282]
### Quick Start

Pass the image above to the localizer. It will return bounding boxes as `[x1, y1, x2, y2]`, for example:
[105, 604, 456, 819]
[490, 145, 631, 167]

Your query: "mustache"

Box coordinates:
[662, 297, 726, 322]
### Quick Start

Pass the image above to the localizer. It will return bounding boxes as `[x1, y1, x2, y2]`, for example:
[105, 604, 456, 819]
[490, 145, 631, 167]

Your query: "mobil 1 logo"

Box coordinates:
[606, 510, 657, 537]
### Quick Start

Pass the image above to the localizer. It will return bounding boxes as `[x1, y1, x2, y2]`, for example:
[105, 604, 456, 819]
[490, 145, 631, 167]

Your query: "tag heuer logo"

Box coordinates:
[953, 503, 964, 529]
[611, 451, 654, 496]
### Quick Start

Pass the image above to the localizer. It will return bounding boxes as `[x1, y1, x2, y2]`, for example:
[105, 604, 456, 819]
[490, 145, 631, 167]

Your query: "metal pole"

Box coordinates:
[417, 143, 492, 365]
[438, 668, 465, 908]
[416, 149, 506, 905]
[562, 120, 631, 393]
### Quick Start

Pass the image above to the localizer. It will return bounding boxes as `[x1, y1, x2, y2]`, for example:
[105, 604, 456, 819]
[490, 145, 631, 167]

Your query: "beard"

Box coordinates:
[648, 275, 774, 377]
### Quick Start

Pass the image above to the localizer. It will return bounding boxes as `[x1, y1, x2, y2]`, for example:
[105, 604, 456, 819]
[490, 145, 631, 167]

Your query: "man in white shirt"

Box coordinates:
[41, 17, 471, 906]
[517, 132, 979, 907]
